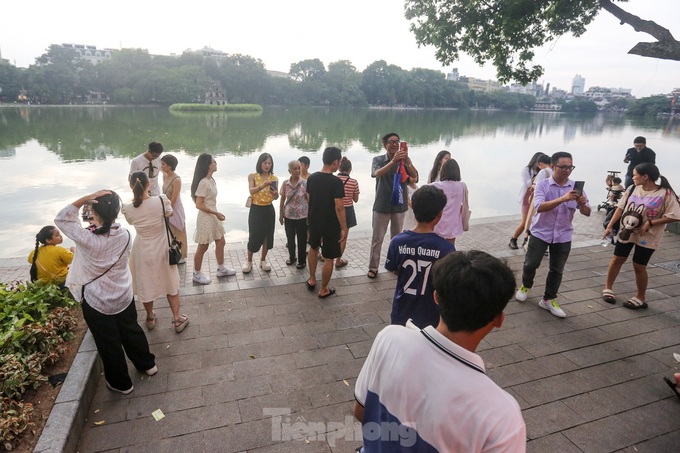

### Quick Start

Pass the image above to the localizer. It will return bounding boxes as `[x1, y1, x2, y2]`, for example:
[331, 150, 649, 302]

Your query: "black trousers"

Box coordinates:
[284, 217, 308, 264]
[82, 298, 155, 391]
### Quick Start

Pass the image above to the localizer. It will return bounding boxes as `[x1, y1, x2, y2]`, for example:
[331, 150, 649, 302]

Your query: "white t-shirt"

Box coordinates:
[129, 154, 161, 196]
[355, 325, 526, 453]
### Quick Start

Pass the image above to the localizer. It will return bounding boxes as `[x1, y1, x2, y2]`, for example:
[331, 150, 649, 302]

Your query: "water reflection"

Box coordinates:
[1, 106, 678, 259]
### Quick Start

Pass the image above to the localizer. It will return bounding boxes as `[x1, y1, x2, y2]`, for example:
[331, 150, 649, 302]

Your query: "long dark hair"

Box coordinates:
[30, 226, 56, 282]
[428, 150, 451, 183]
[635, 163, 679, 201]
[440, 159, 461, 182]
[255, 152, 274, 175]
[130, 171, 148, 208]
[526, 152, 545, 174]
[191, 153, 213, 202]
[91, 192, 121, 236]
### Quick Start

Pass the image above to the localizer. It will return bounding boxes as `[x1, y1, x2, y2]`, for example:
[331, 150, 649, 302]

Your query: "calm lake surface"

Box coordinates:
[1, 106, 679, 259]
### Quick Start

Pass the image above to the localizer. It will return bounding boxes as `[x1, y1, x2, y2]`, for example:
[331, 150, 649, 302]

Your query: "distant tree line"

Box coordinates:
[0, 46, 672, 115]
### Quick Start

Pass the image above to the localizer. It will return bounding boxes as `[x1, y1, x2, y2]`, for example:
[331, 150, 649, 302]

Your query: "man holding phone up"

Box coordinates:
[367, 133, 419, 279]
[515, 152, 591, 318]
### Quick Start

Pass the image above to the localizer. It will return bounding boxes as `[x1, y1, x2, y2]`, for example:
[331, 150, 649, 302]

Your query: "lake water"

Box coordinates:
[1, 106, 679, 259]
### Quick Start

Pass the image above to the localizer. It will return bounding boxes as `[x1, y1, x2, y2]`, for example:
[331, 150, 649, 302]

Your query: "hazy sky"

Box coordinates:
[1, 0, 678, 97]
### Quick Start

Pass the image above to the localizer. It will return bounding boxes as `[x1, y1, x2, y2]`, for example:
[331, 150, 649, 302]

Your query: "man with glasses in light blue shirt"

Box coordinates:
[515, 152, 591, 318]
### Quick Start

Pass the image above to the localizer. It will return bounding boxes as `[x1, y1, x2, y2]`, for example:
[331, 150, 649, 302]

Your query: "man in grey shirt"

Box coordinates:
[367, 132, 418, 278]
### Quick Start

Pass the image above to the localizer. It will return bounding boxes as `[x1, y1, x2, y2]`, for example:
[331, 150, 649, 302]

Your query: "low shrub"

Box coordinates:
[169, 103, 263, 112]
[0, 281, 77, 450]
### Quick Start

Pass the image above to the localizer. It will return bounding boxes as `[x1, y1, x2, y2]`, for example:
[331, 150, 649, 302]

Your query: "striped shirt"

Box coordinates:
[55, 204, 133, 315]
[337, 173, 360, 208]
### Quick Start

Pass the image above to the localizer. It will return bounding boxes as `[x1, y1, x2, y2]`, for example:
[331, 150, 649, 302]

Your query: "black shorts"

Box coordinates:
[613, 241, 655, 266]
[309, 225, 341, 259]
[345, 206, 357, 229]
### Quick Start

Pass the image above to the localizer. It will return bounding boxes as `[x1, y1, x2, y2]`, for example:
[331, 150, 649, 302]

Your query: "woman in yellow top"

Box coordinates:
[28, 225, 74, 287]
[243, 153, 279, 273]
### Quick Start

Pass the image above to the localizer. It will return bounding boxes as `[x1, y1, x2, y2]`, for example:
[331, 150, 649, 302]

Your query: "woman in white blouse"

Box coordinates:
[55, 190, 156, 395]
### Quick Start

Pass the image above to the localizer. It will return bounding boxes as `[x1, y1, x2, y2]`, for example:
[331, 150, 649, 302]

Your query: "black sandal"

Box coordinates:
[663, 376, 680, 399]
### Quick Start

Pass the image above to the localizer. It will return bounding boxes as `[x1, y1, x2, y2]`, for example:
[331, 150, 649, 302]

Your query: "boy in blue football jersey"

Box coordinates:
[385, 185, 455, 328]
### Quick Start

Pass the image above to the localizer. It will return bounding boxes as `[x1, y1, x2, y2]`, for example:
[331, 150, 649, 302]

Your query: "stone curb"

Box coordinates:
[33, 331, 100, 453]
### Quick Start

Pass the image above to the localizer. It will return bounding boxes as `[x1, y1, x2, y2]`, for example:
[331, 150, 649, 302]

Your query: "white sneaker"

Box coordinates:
[260, 260, 272, 272]
[539, 298, 566, 318]
[515, 286, 529, 302]
[242, 261, 252, 273]
[106, 382, 134, 394]
[216, 266, 236, 277]
[145, 365, 158, 376]
[192, 271, 211, 285]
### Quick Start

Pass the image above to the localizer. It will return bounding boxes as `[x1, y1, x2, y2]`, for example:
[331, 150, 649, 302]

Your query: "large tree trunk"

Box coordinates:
[599, 0, 680, 61]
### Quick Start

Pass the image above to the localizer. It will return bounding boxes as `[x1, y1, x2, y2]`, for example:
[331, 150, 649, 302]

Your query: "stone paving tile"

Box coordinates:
[6, 212, 676, 453]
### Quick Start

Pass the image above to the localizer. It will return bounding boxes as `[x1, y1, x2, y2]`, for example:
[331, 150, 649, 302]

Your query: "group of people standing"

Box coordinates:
[509, 137, 679, 320]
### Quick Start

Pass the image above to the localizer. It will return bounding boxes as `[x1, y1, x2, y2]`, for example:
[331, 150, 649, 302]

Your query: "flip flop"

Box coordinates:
[367, 270, 377, 279]
[319, 287, 336, 299]
[602, 289, 616, 304]
[663, 376, 680, 399]
[335, 259, 348, 269]
[623, 297, 648, 310]
[306, 279, 316, 291]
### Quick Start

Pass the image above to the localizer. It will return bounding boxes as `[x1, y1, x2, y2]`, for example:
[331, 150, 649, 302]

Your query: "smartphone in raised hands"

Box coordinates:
[573, 181, 585, 197]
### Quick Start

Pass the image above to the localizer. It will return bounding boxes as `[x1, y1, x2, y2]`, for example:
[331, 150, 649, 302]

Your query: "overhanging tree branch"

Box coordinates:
[599, 0, 680, 60]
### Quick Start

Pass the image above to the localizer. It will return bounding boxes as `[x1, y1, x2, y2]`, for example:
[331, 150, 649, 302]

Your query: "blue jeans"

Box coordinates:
[521, 236, 572, 301]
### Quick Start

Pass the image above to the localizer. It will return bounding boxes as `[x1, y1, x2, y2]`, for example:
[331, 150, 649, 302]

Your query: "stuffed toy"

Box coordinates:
[618, 202, 645, 241]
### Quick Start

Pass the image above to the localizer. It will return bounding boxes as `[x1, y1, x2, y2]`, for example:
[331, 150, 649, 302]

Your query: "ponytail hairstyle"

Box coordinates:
[191, 153, 213, 202]
[339, 156, 352, 173]
[130, 171, 149, 208]
[30, 226, 56, 282]
[635, 163, 680, 202]
[90, 191, 121, 236]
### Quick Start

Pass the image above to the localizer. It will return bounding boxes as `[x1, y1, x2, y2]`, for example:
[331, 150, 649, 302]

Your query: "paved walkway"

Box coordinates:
[3, 212, 680, 452]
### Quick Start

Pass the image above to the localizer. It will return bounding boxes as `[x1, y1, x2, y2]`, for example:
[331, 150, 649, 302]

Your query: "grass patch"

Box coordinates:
[169, 103, 263, 112]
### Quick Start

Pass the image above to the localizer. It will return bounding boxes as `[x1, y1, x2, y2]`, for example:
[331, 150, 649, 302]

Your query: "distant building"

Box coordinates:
[189, 46, 229, 66]
[267, 70, 291, 79]
[446, 69, 459, 81]
[583, 86, 632, 99]
[532, 100, 561, 111]
[507, 81, 542, 96]
[551, 88, 568, 99]
[57, 44, 113, 65]
[466, 77, 501, 92]
[205, 83, 227, 105]
[0, 47, 8, 65]
[572, 74, 585, 95]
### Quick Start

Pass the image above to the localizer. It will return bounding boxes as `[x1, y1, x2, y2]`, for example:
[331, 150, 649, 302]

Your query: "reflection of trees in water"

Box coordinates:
[0, 106, 676, 161]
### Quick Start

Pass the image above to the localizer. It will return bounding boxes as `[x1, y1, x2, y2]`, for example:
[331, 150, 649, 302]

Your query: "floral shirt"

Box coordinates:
[251, 173, 278, 206]
[281, 178, 308, 220]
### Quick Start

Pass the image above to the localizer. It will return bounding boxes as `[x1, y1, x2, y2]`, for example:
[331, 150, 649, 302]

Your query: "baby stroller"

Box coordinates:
[599, 170, 624, 241]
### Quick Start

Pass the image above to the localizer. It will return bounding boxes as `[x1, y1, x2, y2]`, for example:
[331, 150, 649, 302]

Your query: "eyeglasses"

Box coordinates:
[554, 165, 575, 171]
[386, 140, 400, 145]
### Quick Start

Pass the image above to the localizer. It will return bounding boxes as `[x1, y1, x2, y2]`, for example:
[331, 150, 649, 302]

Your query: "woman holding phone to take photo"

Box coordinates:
[242, 153, 279, 273]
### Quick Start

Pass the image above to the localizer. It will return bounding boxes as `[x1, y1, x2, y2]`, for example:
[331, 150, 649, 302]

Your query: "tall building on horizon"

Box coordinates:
[572, 74, 586, 95]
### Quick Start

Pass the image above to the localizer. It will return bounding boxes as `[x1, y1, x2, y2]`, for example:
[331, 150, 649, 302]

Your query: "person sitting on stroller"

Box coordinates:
[607, 176, 624, 204]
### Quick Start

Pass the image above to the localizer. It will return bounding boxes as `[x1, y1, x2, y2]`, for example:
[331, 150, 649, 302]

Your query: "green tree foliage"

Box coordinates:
[627, 95, 671, 116]
[1, 48, 555, 110]
[405, 0, 680, 84]
[561, 97, 599, 113]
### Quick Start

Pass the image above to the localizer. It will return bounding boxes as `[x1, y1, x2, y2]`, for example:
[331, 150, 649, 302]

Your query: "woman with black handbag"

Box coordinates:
[122, 171, 189, 333]
[55, 189, 156, 394]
